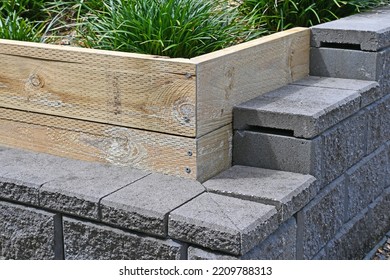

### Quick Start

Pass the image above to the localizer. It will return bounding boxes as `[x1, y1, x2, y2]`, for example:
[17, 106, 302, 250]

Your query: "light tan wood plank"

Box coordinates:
[0, 39, 197, 137]
[193, 28, 310, 137]
[0, 108, 197, 179]
[196, 124, 232, 183]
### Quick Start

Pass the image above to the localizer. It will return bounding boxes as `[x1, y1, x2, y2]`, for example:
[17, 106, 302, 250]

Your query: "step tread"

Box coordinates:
[234, 76, 379, 138]
[311, 7, 390, 51]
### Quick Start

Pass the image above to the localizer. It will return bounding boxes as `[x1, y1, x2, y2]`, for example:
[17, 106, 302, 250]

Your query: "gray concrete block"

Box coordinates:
[234, 82, 362, 138]
[311, 46, 390, 96]
[0, 201, 56, 259]
[387, 141, 390, 188]
[0, 148, 79, 205]
[310, 47, 381, 81]
[188, 247, 238, 260]
[241, 217, 297, 260]
[324, 189, 390, 260]
[0, 147, 135, 208]
[321, 111, 367, 185]
[312, 248, 326, 260]
[0, 176, 40, 205]
[188, 217, 297, 260]
[40, 164, 149, 220]
[299, 176, 346, 259]
[367, 187, 390, 245]
[0, 147, 93, 185]
[292, 76, 381, 108]
[203, 165, 316, 222]
[311, 8, 390, 51]
[233, 131, 322, 180]
[63, 217, 186, 260]
[100, 173, 205, 237]
[345, 146, 388, 221]
[366, 95, 390, 154]
[323, 208, 372, 259]
[168, 193, 278, 255]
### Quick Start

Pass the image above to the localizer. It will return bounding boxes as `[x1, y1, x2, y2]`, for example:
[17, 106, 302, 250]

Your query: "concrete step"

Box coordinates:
[310, 8, 390, 93]
[233, 76, 389, 183]
[0, 145, 316, 257]
[311, 7, 390, 52]
[234, 76, 379, 138]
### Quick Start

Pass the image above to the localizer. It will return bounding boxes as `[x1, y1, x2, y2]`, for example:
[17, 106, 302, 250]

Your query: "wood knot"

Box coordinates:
[173, 99, 195, 126]
[28, 74, 44, 88]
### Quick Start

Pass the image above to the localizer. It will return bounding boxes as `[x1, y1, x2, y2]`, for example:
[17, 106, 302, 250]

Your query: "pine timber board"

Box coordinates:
[0, 28, 309, 138]
[0, 40, 197, 137]
[0, 108, 231, 182]
[193, 27, 310, 136]
[0, 28, 309, 180]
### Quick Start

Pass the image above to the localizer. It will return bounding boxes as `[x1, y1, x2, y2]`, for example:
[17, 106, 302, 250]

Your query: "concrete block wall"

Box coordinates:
[233, 7, 390, 259]
[0, 148, 316, 260]
[1, 8, 389, 260]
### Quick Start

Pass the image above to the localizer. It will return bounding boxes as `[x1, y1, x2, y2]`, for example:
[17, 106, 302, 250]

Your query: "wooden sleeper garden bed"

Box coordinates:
[0, 27, 309, 181]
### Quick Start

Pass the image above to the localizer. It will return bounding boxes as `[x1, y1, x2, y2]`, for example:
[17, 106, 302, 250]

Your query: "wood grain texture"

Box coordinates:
[0, 39, 197, 137]
[0, 108, 231, 181]
[196, 124, 232, 183]
[0, 108, 197, 179]
[192, 28, 310, 137]
[0, 29, 309, 180]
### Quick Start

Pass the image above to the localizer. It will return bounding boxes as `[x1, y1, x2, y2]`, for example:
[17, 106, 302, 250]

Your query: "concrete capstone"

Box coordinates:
[234, 79, 365, 138]
[311, 8, 390, 51]
[168, 192, 278, 255]
[203, 165, 316, 222]
[40, 164, 149, 220]
[100, 173, 205, 237]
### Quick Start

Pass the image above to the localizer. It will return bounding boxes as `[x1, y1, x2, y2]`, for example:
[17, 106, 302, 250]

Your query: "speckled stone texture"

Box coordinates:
[0, 201, 56, 260]
[63, 217, 186, 260]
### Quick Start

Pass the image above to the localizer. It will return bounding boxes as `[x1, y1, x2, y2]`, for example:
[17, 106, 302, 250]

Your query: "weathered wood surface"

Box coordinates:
[0, 29, 309, 180]
[0, 108, 231, 181]
[0, 28, 309, 138]
[192, 27, 310, 136]
[0, 39, 197, 137]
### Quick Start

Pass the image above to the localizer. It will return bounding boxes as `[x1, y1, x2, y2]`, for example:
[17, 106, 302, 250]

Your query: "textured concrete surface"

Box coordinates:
[234, 81, 363, 138]
[311, 7, 390, 51]
[242, 217, 297, 260]
[188, 217, 297, 260]
[387, 141, 390, 188]
[203, 165, 316, 222]
[292, 76, 381, 108]
[321, 111, 367, 185]
[100, 173, 205, 237]
[345, 147, 388, 221]
[323, 187, 390, 260]
[366, 95, 390, 154]
[368, 187, 390, 246]
[0, 201, 56, 260]
[233, 131, 323, 179]
[188, 247, 238, 260]
[169, 192, 278, 255]
[40, 164, 149, 220]
[298, 177, 346, 260]
[0, 148, 82, 206]
[63, 217, 186, 260]
[310, 48, 381, 81]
